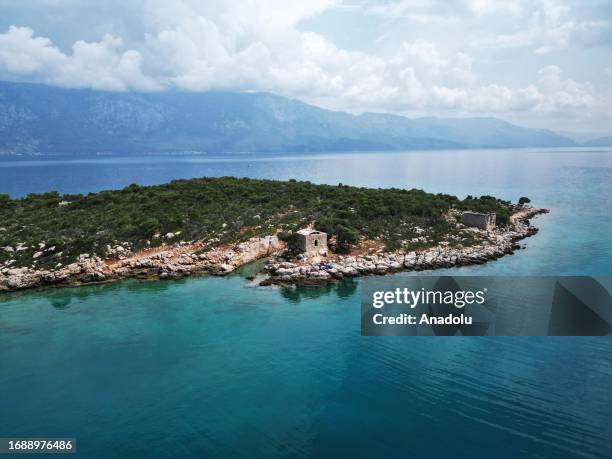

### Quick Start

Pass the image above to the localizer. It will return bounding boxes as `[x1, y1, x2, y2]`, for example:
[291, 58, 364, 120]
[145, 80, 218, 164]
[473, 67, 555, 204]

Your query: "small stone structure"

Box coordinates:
[462, 212, 496, 230]
[296, 229, 327, 254]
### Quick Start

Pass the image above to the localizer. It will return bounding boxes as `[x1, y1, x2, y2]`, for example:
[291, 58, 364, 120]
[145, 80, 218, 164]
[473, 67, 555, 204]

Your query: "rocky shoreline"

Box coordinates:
[0, 207, 547, 294]
[259, 207, 548, 285]
[0, 236, 281, 293]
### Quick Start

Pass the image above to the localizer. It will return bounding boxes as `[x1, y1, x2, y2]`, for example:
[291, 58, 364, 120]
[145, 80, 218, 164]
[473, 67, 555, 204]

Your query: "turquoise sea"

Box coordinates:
[1, 148, 612, 458]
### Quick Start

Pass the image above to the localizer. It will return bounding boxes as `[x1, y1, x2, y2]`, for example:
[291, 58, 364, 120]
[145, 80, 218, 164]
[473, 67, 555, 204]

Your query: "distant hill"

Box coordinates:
[584, 136, 612, 147]
[0, 80, 575, 154]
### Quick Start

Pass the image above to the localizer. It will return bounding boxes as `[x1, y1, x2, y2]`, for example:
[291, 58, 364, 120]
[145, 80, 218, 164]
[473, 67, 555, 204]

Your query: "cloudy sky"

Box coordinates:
[0, 0, 610, 136]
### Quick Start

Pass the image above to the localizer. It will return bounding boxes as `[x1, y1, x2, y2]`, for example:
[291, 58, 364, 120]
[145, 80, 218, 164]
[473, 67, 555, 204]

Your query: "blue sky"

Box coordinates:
[0, 0, 610, 136]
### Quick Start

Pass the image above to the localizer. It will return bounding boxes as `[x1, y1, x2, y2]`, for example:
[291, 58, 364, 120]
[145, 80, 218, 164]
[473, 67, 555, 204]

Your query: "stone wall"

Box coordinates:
[462, 212, 496, 230]
[297, 231, 327, 253]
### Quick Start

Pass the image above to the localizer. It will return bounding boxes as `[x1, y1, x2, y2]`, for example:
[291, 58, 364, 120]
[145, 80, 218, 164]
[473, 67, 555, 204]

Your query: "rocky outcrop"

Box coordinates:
[0, 207, 547, 293]
[0, 256, 108, 292]
[0, 235, 281, 293]
[261, 207, 548, 285]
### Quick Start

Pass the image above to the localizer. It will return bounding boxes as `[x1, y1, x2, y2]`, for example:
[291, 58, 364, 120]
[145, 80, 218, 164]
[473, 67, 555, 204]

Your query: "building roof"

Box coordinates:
[296, 228, 325, 236]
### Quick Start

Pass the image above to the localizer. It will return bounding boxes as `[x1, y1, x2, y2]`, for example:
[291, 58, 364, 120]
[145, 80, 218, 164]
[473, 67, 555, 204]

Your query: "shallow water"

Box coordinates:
[1, 148, 612, 458]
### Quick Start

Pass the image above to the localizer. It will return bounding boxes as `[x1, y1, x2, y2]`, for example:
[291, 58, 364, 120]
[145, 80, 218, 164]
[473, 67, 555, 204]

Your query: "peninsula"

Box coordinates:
[0, 177, 546, 293]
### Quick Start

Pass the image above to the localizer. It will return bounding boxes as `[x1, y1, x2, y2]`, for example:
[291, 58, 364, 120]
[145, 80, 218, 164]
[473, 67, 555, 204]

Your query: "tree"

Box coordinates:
[279, 231, 300, 251]
[518, 196, 531, 206]
[335, 224, 359, 252]
[138, 218, 160, 236]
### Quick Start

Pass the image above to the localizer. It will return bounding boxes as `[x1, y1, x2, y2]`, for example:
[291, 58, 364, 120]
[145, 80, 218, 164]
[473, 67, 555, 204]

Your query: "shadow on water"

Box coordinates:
[0, 276, 180, 309]
[232, 258, 270, 278]
[1, 261, 362, 310]
[233, 257, 360, 303]
[278, 279, 359, 303]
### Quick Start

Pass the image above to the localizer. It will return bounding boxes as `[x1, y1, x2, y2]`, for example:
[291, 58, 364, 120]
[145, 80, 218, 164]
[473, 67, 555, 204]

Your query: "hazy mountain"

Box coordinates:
[584, 136, 612, 147]
[0, 81, 575, 155]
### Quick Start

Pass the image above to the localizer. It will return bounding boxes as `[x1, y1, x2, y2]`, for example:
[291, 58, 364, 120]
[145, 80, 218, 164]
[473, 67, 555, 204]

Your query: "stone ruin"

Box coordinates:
[461, 212, 496, 230]
[296, 229, 328, 254]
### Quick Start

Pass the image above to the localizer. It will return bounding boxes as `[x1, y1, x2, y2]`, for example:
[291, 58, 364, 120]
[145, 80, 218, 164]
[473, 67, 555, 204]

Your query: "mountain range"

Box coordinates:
[0, 80, 601, 155]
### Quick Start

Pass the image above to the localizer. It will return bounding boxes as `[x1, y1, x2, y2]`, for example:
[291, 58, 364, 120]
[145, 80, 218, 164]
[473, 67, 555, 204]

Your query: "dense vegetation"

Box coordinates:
[0, 177, 515, 268]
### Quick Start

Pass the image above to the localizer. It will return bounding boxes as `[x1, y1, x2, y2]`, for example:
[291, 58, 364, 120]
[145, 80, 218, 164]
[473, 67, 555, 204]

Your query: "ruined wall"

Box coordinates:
[462, 212, 496, 230]
[297, 232, 327, 253]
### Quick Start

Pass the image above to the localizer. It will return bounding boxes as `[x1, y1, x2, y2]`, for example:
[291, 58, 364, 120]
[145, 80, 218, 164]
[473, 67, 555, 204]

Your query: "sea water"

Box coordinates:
[1, 148, 612, 457]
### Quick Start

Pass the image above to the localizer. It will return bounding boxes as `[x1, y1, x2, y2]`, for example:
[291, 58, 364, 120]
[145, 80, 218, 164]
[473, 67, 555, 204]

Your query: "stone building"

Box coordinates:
[296, 229, 327, 254]
[461, 212, 496, 230]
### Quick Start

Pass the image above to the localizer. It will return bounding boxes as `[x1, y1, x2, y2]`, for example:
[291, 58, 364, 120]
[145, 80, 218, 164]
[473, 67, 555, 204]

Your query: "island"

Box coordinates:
[0, 177, 547, 293]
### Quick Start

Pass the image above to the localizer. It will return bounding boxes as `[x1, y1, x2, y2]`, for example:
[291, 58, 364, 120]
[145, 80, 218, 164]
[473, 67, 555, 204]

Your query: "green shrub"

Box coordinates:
[0, 177, 514, 267]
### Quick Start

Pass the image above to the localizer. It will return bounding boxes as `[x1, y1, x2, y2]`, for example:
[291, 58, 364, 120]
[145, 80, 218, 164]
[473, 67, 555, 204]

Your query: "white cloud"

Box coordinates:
[0, 26, 66, 74]
[0, 0, 605, 126]
[467, 0, 612, 53]
[359, 0, 612, 53]
[535, 65, 594, 111]
[361, 0, 525, 22]
[0, 26, 160, 91]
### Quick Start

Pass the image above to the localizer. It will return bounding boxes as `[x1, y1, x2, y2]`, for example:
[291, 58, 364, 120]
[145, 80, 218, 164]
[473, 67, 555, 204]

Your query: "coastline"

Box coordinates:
[261, 206, 547, 285]
[0, 207, 547, 294]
